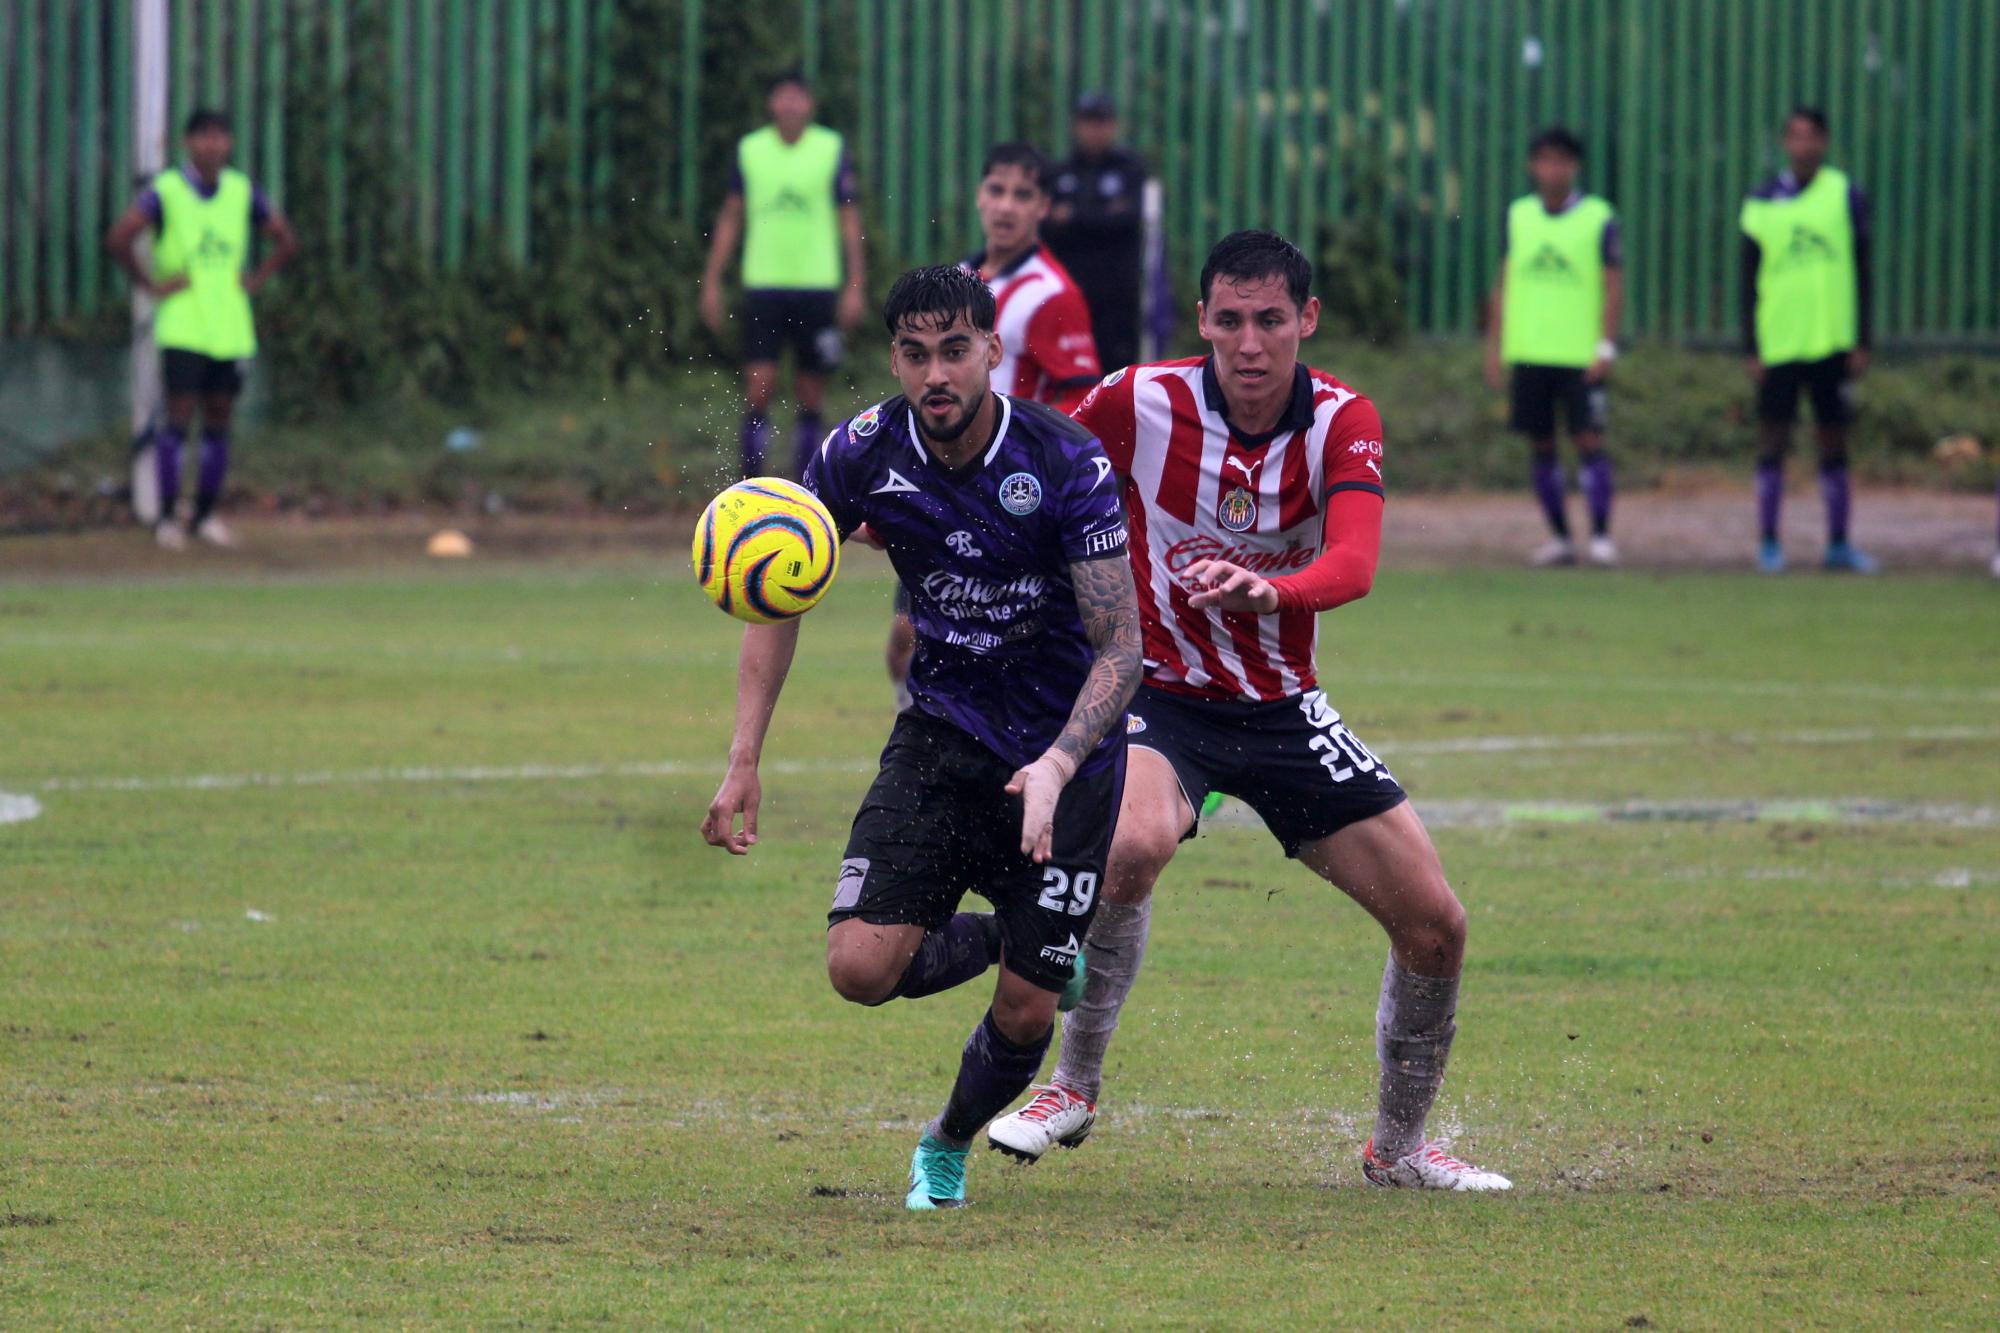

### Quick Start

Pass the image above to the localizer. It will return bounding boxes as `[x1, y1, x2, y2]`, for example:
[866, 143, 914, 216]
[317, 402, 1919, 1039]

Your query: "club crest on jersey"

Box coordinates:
[1217, 485, 1258, 533]
[1126, 713, 1147, 735]
[849, 405, 882, 438]
[999, 472, 1043, 516]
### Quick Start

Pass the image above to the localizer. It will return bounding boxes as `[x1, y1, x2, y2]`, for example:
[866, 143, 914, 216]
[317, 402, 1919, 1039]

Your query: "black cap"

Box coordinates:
[1074, 92, 1116, 120]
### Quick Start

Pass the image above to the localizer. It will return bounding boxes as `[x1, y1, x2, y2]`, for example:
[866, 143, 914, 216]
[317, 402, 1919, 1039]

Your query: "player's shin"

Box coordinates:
[885, 912, 1001, 1002]
[193, 427, 230, 524]
[1051, 897, 1151, 1102]
[739, 412, 770, 478]
[930, 1008, 1052, 1148]
[156, 424, 187, 521]
[1371, 952, 1460, 1161]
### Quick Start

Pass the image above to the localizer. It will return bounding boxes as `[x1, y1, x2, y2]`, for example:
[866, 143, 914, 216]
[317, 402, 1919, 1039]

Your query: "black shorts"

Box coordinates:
[830, 710, 1125, 993]
[161, 349, 245, 397]
[1757, 353, 1856, 426]
[1127, 683, 1407, 858]
[1509, 363, 1606, 439]
[743, 289, 843, 372]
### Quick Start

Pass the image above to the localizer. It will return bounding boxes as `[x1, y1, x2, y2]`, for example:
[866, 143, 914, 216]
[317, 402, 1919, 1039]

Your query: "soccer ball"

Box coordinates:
[691, 477, 842, 623]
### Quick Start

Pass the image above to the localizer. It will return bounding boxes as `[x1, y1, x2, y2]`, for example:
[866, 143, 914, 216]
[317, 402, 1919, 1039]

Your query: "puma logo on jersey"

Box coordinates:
[1224, 456, 1264, 485]
[872, 469, 921, 495]
[1365, 460, 1382, 479]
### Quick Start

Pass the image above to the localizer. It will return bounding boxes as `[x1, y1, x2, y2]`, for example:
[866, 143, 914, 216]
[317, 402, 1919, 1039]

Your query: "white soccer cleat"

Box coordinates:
[1361, 1138, 1513, 1192]
[1529, 537, 1577, 568]
[1586, 535, 1619, 567]
[155, 520, 187, 551]
[987, 1084, 1096, 1164]
[194, 516, 237, 548]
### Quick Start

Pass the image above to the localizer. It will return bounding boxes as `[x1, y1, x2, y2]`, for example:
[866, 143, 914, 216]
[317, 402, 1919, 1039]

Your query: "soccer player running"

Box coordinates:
[699, 70, 868, 479]
[105, 109, 298, 550]
[1484, 127, 1624, 568]
[988, 231, 1511, 1191]
[702, 266, 1142, 1211]
[1741, 106, 1877, 574]
[884, 143, 1107, 703]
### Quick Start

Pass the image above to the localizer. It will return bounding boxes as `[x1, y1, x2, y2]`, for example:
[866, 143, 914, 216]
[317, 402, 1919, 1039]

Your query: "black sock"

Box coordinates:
[932, 1009, 1051, 1146]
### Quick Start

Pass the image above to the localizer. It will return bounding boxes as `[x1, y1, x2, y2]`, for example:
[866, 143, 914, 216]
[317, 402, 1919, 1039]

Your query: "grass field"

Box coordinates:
[4, 549, 1997, 1327]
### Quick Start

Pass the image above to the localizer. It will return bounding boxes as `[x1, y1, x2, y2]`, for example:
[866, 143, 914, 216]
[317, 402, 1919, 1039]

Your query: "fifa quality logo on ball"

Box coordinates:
[999, 472, 1043, 516]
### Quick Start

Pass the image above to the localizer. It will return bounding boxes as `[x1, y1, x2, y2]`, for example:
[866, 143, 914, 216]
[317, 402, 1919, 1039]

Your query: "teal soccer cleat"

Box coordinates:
[1823, 541, 1879, 574]
[1758, 538, 1787, 574]
[905, 1133, 969, 1211]
[1057, 949, 1087, 1013]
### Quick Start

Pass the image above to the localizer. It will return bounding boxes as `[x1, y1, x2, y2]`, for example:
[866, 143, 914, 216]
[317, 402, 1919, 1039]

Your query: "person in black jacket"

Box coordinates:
[1044, 94, 1149, 374]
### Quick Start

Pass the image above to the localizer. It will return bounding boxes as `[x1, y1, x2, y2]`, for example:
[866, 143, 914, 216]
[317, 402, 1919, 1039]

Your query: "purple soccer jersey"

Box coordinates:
[805, 393, 1129, 775]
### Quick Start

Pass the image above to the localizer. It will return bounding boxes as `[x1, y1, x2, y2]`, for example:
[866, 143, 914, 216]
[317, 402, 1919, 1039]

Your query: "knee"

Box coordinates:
[1395, 888, 1468, 974]
[1106, 827, 1178, 906]
[990, 987, 1056, 1044]
[825, 951, 900, 1006]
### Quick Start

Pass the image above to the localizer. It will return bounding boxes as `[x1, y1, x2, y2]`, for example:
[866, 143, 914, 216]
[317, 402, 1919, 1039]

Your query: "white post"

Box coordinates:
[129, 0, 169, 523]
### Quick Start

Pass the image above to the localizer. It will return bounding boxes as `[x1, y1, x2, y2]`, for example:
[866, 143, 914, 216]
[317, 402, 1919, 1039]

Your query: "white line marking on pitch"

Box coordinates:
[0, 792, 42, 824]
[15, 723, 1998, 799]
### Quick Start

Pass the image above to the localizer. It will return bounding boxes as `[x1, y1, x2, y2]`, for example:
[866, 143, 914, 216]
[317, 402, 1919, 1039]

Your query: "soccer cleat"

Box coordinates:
[155, 520, 187, 551]
[1057, 950, 1087, 1013]
[1530, 537, 1577, 568]
[194, 516, 237, 548]
[987, 1084, 1096, 1164]
[1757, 538, 1786, 574]
[905, 1133, 969, 1210]
[1822, 541, 1878, 574]
[1361, 1137, 1513, 1192]
[1586, 535, 1619, 567]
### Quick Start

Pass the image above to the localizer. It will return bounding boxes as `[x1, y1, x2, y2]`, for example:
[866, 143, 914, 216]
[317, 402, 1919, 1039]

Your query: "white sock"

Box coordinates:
[1372, 952, 1459, 1159]
[1051, 899, 1151, 1103]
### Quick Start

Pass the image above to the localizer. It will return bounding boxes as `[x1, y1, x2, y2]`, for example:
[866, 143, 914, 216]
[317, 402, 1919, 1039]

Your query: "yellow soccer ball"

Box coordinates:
[691, 477, 842, 623]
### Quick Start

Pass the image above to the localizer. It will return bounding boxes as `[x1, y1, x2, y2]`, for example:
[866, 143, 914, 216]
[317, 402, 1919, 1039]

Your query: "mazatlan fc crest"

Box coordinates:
[999, 472, 1043, 516]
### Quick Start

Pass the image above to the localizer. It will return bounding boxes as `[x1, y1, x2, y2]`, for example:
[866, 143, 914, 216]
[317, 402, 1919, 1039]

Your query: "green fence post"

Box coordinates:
[564, 0, 585, 229]
[261, 0, 283, 211]
[471, 0, 496, 236]
[48, 0, 72, 320]
[15, 0, 40, 328]
[443, 0, 466, 267]
[504, 0, 529, 261]
[80, 0, 106, 315]
[414, 0, 436, 261]
[679, 0, 700, 230]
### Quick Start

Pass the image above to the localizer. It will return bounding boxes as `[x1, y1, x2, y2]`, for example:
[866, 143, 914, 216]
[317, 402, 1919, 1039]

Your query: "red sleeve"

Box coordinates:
[1069, 367, 1137, 475]
[1026, 286, 1103, 408]
[1267, 488, 1382, 613]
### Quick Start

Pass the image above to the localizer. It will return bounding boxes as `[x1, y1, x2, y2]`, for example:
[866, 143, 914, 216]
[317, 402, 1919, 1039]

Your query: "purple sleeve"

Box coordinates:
[251, 186, 273, 227]
[1601, 217, 1623, 267]
[1057, 437, 1129, 563]
[1848, 184, 1869, 242]
[801, 432, 861, 538]
[135, 188, 163, 227]
[726, 159, 744, 196]
[834, 147, 858, 206]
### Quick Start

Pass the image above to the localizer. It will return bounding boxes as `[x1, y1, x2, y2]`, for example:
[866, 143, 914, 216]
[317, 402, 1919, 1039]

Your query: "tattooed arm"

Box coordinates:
[1005, 552, 1143, 862]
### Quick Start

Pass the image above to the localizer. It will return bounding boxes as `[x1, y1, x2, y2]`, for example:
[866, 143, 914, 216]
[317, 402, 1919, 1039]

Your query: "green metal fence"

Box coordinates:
[4, 0, 1998, 344]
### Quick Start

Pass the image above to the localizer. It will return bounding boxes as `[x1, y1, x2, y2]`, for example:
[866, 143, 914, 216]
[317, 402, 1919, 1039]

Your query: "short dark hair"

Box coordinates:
[882, 264, 997, 337]
[1528, 126, 1583, 159]
[1787, 104, 1829, 135]
[1198, 229, 1312, 309]
[184, 108, 231, 136]
[980, 142, 1051, 194]
[768, 68, 810, 95]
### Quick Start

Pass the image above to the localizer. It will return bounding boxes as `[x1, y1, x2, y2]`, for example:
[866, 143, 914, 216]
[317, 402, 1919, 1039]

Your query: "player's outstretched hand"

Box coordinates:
[702, 763, 762, 855]
[1182, 558, 1279, 614]
[1006, 753, 1076, 864]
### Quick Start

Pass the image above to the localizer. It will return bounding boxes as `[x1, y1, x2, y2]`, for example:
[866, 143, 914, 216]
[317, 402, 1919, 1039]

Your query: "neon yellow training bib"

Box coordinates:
[152, 167, 258, 360]
[1739, 166, 1858, 364]
[737, 125, 845, 291]
[1501, 193, 1614, 369]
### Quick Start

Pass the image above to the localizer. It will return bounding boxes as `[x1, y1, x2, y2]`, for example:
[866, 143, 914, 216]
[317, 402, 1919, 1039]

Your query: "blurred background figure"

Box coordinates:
[104, 108, 297, 550]
[1485, 126, 1623, 569]
[700, 70, 867, 479]
[1741, 106, 1876, 575]
[1045, 93, 1148, 375]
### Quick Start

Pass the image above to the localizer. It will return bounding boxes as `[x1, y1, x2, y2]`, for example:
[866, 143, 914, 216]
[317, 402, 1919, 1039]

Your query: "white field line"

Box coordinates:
[16, 722, 2000, 798]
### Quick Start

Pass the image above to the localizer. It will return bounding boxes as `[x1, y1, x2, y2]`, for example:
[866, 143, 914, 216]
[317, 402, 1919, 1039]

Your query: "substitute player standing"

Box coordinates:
[988, 231, 1511, 1190]
[1741, 106, 1877, 574]
[1484, 127, 1624, 567]
[703, 266, 1142, 1211]
[699, 70, 868, 479]
[884, 143, 1107, 704]
[105, 109, 298, 550]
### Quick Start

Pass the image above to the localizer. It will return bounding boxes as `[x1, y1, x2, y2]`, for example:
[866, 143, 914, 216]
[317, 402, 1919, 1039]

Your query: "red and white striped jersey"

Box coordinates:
[962, 245, 1102, 411]
[1072, 355, 1386, 702]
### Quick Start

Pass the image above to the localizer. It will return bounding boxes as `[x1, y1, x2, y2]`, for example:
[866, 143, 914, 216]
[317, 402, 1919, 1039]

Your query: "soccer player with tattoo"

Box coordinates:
[702, 265, 1142, 1211]
[987, 231, 1511, 1190]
